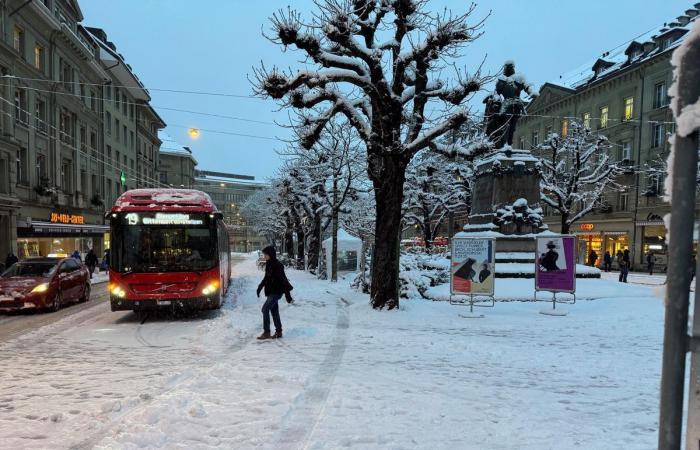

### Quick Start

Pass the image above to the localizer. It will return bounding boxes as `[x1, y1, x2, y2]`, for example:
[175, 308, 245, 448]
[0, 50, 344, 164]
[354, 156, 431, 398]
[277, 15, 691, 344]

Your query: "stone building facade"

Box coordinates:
[194, 171, 269, 252]
[0, 0, 164, 265]
[158, 131, 197, 188]
[514, 4, 700, 269]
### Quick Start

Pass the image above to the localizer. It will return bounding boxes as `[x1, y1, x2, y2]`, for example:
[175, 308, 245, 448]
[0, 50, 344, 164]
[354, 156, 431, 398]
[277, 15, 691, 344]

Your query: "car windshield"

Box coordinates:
[1, 262, 57, 278]
[111, 213, 217, 273]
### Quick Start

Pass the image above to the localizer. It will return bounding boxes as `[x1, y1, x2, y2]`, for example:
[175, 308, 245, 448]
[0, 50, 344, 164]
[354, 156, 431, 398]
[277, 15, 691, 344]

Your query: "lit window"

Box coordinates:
[623, 97, 634, 121]
[583, 112, 590, 129]
[34, 45, 44, 70]
[561, 119, 568, 137]
[600, 106, 609, 128]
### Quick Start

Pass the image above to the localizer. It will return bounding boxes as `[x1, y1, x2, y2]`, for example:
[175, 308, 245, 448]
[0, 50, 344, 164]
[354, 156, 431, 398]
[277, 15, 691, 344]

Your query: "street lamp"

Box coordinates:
[188, 128, 200, 139]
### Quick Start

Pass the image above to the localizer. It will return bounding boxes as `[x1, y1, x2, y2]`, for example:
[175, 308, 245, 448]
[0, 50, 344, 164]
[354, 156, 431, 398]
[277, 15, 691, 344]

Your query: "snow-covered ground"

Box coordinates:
[0, 255, 669, 449]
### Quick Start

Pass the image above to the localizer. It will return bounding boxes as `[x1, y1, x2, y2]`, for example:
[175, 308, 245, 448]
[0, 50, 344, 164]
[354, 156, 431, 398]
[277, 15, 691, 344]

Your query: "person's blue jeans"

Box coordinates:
[262, 294, 282, 333]
[619, 266, 629, 282]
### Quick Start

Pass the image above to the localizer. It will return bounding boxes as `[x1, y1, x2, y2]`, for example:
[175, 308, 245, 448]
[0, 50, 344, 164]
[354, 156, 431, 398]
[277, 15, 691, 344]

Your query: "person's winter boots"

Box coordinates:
[257, 331, 272, 340]
[272, 330, 283, 339]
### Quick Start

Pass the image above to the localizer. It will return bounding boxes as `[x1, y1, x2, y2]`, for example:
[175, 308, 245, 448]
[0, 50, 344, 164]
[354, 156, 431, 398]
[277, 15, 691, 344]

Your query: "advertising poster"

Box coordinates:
[451, 238, 495, 296]
[535, 236, 576, 292]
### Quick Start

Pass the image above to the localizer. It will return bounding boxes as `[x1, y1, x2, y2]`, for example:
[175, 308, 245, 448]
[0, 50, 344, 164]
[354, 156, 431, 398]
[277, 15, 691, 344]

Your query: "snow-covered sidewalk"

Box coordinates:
[0, 255, 666, 449]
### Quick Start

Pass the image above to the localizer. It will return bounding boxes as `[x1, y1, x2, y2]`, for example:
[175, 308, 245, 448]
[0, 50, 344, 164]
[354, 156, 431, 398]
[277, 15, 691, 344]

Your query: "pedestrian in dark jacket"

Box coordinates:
[587, 250, 598, 267]
[646, 252, 656, 276]
[85, 249, 98, 279]
[603, 251, 612, 272]
[4, 252, 18, 270]
[256, 246, 293, 340]
[619, 249, 630, 283]
[71, 250, 82, 262]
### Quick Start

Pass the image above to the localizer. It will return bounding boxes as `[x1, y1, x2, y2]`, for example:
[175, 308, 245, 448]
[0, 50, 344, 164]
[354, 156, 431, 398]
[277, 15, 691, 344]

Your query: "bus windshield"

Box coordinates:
[111, 213, 217, 273]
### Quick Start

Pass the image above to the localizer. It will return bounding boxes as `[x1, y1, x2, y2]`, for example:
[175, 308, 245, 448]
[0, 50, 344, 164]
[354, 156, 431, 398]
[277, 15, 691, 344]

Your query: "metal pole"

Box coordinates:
[659, 22, 700, 448]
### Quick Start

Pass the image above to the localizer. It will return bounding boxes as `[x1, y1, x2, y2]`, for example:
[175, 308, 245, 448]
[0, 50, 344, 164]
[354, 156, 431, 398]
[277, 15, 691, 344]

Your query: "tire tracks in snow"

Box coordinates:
[271, 293, 350, 450]
[68, 269, 257, 450]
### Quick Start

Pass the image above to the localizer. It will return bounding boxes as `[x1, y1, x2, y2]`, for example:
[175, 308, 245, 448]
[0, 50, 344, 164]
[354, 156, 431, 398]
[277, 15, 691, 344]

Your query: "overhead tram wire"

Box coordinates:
[0, 80, 677, 146]
[0, 97, 169, 189]
[1, 75, 258, 99]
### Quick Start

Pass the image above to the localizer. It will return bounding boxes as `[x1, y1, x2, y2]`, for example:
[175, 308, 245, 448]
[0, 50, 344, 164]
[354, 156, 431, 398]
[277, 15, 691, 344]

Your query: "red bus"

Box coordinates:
[108, 189, 231, 312]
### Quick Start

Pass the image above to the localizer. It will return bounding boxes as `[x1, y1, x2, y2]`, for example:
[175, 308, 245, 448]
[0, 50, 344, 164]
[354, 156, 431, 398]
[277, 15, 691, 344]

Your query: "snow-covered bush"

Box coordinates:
[399, 251, 451, 300]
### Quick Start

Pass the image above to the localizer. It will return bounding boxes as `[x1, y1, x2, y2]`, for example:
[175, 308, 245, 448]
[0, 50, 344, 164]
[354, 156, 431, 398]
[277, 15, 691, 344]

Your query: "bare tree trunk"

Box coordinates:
[422, 211, 432, 250]
[560, 214, 570, 234]
[307, 215, 321, 271]
[331, 209, 339, 282]
[370, 155, 406, 310]
[296, 228, 304, 269]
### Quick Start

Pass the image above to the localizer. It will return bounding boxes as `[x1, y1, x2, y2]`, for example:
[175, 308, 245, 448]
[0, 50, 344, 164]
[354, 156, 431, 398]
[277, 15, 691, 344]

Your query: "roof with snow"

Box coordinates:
[158, 130, 198, 164]
[549, 6, 698, 90]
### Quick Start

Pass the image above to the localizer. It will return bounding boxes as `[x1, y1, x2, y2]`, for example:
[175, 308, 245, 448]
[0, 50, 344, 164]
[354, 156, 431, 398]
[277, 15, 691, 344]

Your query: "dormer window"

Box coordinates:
[659, 38, 672, 51]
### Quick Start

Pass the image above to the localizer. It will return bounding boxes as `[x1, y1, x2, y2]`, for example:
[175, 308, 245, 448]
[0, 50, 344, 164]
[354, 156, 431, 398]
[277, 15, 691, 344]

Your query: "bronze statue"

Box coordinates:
[484, 61, 538, 149]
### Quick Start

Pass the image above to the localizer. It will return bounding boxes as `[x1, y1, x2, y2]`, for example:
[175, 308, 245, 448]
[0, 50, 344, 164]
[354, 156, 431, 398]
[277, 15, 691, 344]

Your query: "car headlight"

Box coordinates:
[109, 283, 127, 298]
[201, 280, 220, 296]
[31, 283, 50, 294]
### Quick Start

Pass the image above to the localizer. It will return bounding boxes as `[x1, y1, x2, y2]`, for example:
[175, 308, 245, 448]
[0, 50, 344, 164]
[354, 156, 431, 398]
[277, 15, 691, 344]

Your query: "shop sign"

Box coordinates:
[579, 223, 595, 231]
[450, 237, 495, 296]
[50, 212, 85, 225]
[535, 236, 577, 293]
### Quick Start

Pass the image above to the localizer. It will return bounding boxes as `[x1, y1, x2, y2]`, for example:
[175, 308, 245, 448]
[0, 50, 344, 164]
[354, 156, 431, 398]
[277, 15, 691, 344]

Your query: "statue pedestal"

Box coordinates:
[456, 147, 598, 278]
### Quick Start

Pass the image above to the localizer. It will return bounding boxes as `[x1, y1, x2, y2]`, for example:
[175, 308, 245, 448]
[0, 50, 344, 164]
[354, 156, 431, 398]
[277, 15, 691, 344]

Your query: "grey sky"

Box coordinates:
[80, 0, 690, 182]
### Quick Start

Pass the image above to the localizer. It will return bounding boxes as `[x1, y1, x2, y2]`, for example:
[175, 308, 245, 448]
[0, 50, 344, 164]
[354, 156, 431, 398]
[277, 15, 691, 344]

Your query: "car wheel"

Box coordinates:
[49, 292, 61, 313]
[80, 283, 90, 303]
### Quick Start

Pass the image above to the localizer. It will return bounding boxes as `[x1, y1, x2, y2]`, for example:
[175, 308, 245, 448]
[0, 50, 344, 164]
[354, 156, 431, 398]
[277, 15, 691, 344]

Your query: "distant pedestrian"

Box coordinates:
[646, 251, 656, 276]
[85, 249, 98, 279]
[71, 250, 82, 262]
[100, 249, 110, 272]
[588, 250, 598, 267]
[603, 251, 612, 272]
[256, 246, 294, 340]
[4, 251, 18, 270]
[616, 250, 623, 271]
[619, 249, 630, 283]
[692, 254, 697, 282]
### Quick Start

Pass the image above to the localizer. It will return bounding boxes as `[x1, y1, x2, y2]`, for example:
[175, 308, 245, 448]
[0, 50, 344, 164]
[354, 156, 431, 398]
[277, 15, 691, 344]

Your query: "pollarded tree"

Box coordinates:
[537, 121, 624, 234]
[403, 151, 471, 248]
[254, 1, 488, 309]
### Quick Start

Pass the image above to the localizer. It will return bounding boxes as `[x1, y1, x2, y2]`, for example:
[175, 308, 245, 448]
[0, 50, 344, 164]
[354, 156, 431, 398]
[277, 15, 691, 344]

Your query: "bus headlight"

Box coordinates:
[31, 283, 50, 294]
[202, 280, 220, 296]
[109, 283, 127, 298]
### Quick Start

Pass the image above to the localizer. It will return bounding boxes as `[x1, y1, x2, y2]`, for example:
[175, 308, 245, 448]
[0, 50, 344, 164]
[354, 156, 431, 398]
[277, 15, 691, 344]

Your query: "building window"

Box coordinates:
[561, 119, 568, 137]
[114, 88, 119, 106]
[545, 125, 552, 138]
[652, 123, 665, 148]
[13, 26, 24, 55]
[115, 119, 120, 141]
[105, 111, 111, 135]
[115, 151, 120, 167]
[130, 131, 135, 150]
[129, 104, 134, 121]
[105, 85, 111, 101]
[35, 99, 47, 132]
[623, 97, 634, 121]
[90, 129, 97, 151]
[519, 137, 525, 148]
[122, 125, 127, 144]
[80, 169, 87, 196]
[654, 82, 667, 109]
[17, 148, 27, 184]
[659, 38, 672, 51]
[600, 106, 609, 128]
[583, 112, 590, 129]
[90, 90, 96, 112]
[122, 94, 127, 115]
[619, 192, 629, 211]
[59, 59, 73, 91]
[532, 131, 539, 147]
[36, 154, 46, 182]
[14, 90, 27, 125]
[61, 159, 72, 192]
[621, 141, 631, 161]
[59, 111, 73, 144]
[34, 45, 44, 70]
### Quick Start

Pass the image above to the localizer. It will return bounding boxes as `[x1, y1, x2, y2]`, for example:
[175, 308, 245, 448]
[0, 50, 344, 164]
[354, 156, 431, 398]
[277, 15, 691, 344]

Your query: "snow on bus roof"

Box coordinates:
[112, 189, 218, 212]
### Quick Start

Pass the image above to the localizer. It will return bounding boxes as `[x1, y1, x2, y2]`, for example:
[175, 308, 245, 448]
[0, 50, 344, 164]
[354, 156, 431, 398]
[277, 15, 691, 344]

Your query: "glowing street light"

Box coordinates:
[188, 128, 200, 139]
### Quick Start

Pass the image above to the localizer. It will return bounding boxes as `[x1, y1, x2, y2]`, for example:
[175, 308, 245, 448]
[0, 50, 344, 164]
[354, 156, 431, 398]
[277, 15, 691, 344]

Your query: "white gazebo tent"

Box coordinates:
[322, 228, 362, 273]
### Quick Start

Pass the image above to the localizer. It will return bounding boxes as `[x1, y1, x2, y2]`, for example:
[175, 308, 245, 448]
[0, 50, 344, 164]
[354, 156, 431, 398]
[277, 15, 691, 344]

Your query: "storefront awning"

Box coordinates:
[19, 221, 109, 236]
[573, 231, 627, 236]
